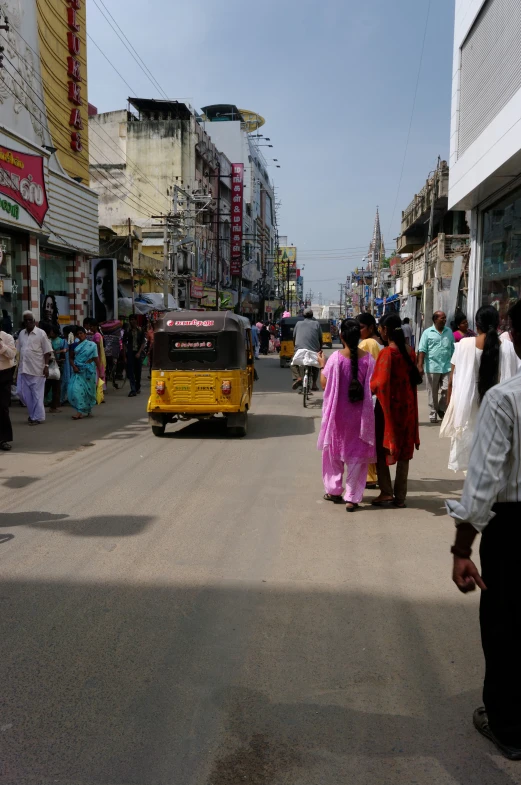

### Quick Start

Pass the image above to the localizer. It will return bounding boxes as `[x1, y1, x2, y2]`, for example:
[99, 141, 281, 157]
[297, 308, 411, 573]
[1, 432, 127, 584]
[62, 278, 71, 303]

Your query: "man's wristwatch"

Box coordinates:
[450, 545, 472, 559]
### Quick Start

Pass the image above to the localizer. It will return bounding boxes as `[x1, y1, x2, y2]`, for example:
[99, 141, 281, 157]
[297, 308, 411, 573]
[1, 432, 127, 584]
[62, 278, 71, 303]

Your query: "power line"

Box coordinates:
[1, 59, 165, 219]
[386, 0, 432, 240]
[4, 21, 171, 207]
[86, 32, 136, 95]
[91, 0, 170, 100]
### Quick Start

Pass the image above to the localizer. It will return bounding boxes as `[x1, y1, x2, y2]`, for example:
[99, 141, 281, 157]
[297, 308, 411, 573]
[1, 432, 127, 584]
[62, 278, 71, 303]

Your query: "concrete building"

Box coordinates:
[394, 161, 469, 340]
[0, 0, 98, 327]
[449, 0, 521, 327]
[201, 105, 278, 317]
[89, 99, 234, 310]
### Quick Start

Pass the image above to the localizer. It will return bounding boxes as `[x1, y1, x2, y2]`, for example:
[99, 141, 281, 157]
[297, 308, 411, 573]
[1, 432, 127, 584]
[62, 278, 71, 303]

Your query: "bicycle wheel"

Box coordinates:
[302, 370, 308, 408]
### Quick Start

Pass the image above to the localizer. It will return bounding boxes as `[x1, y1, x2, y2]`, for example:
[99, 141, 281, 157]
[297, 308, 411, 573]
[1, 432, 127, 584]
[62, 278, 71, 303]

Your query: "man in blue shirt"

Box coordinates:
[417, 311, 455, 423]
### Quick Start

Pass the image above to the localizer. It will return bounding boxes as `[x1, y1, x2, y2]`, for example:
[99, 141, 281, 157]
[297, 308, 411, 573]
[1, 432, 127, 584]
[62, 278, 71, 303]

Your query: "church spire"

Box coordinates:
[367, 207, 385, 270]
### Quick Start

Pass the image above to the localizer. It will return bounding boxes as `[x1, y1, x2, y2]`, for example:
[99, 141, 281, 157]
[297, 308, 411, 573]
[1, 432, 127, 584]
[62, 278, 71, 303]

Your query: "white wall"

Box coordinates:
[449, 0, 521, 210]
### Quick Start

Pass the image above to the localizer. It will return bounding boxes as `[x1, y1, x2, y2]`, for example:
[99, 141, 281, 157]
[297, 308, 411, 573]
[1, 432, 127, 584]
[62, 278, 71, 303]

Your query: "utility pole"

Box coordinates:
[162, 214, 170, 309]
[128, 217, 135, 314]
[370, 245, 376, 315]
[172, 187, 179, 306]
[338, 283, 344, 318]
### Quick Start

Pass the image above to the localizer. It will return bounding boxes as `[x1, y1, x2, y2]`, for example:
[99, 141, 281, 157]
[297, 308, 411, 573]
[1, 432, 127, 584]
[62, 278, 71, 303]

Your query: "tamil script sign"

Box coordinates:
[0, 146, 49, 226]
[230, 163, 244, 276]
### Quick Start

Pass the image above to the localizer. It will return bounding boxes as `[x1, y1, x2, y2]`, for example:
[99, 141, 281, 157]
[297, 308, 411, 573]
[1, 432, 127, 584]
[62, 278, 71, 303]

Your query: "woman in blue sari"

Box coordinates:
[68, 326, 99, 420]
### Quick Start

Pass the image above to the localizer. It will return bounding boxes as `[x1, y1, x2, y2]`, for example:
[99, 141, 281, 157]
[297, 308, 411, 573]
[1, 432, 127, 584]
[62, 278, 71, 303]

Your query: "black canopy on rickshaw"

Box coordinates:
[280, 316, 303, 342]
[153, 310, 251, 370]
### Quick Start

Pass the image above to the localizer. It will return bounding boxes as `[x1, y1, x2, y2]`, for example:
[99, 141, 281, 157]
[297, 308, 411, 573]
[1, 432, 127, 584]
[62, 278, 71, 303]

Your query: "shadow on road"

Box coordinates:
[167, 414, 316, 440]
[0, 581, 516, 785]
[0, 511, 154, 537]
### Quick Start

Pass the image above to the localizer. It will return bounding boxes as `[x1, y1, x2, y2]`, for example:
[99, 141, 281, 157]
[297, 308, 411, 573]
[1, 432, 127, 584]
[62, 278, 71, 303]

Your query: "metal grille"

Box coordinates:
[458, 0, 521, 157]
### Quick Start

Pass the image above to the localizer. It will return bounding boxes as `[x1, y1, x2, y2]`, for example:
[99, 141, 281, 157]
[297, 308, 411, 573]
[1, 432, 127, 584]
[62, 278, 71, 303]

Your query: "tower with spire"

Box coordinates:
[367, 207, 385, 272]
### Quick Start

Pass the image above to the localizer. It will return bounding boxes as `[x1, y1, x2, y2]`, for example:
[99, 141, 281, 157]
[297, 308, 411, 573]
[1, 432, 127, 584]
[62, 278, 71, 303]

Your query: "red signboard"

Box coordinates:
[66, 0, 84, 153]
[0, 146, 49, 226]
[230, 163, 244, 276]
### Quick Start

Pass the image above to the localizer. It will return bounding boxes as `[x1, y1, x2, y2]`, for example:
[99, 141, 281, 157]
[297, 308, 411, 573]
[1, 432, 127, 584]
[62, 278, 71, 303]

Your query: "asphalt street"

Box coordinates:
[1, 352, 519, 785]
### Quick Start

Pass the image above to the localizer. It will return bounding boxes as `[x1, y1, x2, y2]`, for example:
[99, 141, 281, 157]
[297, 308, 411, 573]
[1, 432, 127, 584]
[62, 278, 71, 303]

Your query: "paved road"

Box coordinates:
[1, 354, 519, 785]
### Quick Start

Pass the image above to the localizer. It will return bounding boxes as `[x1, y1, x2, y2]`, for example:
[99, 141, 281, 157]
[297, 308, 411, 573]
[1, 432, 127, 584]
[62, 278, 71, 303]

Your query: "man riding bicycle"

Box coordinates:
[291, 309, 323, 392]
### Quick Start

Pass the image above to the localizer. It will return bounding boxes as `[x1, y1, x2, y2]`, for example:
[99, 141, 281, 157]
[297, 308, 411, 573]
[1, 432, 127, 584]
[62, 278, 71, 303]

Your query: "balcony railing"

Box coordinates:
[396, 234, 470, 292]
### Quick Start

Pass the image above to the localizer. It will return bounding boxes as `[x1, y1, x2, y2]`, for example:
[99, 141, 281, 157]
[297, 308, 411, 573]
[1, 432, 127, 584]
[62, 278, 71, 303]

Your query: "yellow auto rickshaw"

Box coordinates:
[279, 316, 301, 368]
[319, 319, 333, 348]
[147, 310, 255, 437]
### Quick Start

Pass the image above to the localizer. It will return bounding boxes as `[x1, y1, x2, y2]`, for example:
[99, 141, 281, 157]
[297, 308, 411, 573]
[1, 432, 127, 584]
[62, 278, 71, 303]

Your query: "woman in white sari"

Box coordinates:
[441, 305, 519, 472]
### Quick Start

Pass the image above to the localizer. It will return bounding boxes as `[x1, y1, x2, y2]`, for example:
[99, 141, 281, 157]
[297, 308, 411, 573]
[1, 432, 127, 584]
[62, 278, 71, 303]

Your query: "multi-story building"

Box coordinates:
[89, 99, 234, 310]
[0, 0, 98, 327]
[449, 0, 521, 328]
[201, 105, 278, 318]
[394, 161, 469, 339]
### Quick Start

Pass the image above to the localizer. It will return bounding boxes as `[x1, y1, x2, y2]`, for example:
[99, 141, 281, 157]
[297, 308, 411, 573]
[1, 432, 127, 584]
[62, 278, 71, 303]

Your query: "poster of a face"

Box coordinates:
[92, 258, 117, 323]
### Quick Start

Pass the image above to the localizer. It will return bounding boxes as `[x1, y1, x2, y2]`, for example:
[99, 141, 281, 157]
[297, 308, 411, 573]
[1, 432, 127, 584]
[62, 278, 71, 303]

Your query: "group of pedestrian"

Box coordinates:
[0, 310, 154, 451]
[318, 312, 420, 511]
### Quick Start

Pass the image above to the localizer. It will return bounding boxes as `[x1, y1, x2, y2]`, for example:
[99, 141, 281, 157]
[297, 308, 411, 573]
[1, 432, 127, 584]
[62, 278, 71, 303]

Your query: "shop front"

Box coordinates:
[0, 230, 26, 332]
[480, 183, 521, 329]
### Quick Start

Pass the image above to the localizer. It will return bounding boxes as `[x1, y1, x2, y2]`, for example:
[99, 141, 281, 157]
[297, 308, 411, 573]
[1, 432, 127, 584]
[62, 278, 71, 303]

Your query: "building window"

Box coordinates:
[481, 184, 521, 328]
[0, 233, 23, 331]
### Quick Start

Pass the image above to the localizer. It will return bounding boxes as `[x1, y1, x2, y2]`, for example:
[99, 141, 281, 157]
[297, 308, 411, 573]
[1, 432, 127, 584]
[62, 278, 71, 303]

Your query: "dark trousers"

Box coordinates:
[45, 378, 61, 410]
[0, 367, 14, 443]
[480, 503, 521, 746]
[127, 350, 143, 393]
[375, 401, 409, 502]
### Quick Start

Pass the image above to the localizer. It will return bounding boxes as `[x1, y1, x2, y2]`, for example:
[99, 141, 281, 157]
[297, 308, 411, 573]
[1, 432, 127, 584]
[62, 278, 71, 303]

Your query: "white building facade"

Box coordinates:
[449, 0, 521, 327]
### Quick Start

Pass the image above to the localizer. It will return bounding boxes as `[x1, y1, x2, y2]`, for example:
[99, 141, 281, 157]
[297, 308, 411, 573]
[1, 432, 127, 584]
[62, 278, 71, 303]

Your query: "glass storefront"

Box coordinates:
[0, 232, 23, 333]
[39, 247, 73, 324]
[482, 185, 521, 329]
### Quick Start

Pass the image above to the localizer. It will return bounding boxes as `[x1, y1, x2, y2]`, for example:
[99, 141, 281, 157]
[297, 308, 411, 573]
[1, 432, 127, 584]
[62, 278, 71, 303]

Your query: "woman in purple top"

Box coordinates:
[451, 311, 476, 343]
[317, 318, 376, 512]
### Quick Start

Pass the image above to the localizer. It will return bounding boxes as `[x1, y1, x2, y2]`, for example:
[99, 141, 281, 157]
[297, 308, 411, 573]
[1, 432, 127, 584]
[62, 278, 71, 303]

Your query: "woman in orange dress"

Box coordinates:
[370, 312, 420, 508]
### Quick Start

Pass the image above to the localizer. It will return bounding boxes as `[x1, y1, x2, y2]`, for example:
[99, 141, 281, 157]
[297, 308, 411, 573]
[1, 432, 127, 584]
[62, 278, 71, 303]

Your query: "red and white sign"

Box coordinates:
[230, 163, 244, 277]
[0, 146, 49, 226]
[66, 0, 84, 153]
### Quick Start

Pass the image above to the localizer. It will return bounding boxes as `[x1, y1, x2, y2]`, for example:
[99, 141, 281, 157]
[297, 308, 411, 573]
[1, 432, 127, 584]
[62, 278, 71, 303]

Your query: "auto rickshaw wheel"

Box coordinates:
[152, 424, 166, 437]
[227, 411, 248, 437]
[280, 358, 286, 368]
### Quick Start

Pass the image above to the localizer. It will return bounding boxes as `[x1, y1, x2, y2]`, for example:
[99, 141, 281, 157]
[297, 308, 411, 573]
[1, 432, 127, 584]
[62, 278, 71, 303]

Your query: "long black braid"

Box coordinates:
[340, 318, 364, 402]
[380, 313, 422, 386]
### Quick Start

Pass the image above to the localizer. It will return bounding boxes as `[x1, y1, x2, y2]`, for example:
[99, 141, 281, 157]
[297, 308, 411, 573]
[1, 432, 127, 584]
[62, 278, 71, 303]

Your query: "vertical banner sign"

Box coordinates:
[230, 164, 244, 276]
[67, 0, 84, 152]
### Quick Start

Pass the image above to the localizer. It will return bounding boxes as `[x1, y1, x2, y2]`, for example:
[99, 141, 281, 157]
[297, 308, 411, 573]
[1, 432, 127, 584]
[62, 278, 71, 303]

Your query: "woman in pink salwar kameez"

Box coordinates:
[318, 318, 376, 512]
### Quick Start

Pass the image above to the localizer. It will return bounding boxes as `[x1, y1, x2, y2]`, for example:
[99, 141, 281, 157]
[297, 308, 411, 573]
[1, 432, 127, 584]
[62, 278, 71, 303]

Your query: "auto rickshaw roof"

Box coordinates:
[155, 310, 247, 333]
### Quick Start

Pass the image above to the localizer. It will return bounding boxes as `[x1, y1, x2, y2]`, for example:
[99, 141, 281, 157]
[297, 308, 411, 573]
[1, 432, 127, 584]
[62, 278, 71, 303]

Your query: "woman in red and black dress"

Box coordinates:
[370, 312, 420, 508]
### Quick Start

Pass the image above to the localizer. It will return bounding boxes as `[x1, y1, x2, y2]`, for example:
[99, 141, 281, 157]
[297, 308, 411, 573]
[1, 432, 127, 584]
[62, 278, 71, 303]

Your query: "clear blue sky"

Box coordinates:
[87, 0, 455, 301]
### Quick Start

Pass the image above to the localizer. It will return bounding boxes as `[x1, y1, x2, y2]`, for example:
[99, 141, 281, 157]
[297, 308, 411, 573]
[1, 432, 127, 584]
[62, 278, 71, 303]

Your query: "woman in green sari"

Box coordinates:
[68, 326, 99, 420]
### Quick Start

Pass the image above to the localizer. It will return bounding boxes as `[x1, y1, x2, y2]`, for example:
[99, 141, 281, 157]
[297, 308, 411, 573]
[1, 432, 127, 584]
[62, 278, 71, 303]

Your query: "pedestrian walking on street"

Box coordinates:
[68, 326, 99, 420]
[0, 328, 16, 450]
[447, 298, 521, 761]
[371, 313, 421, 508]
[42, 322, 63, 414]
[442, 305, 519, 473]
[401, 317, 414, 347]
[259, 323, 270, 355]
[1, 309, 13, 335]
[317, 318, 376, 512]
[124, 314, 145, 397]
[451, 310, 476, 343]
[357, 312, 382, 489]
[16, 311, 51, 425]
[417, 311, 454, 423]
[49, 323, 70, 405]
[251, 321, 260, 359]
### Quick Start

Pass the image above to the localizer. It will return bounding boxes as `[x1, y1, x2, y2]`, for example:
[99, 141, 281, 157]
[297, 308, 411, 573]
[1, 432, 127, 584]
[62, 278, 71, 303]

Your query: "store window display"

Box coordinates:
[482, 187, 521, 329]
[39, 248, 72, 325]
[0, 234, 23, 332]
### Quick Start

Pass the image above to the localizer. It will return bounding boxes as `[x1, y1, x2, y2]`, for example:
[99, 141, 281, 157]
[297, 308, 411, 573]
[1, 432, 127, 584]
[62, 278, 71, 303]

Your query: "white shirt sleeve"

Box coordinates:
[446, 387, 514, 531]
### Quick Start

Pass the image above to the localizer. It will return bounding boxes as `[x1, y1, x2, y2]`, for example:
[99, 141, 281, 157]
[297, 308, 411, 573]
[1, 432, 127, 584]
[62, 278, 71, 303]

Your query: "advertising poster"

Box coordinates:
[191, 277, 204, 298]
[91, 258, 118, 323]
[275, 246, 297, 283]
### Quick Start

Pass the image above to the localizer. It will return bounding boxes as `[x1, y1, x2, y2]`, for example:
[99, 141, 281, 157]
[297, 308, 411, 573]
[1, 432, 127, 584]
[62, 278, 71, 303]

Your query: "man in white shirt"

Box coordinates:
[16, 311, 51, 425]
[447, 298, 521, 760]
